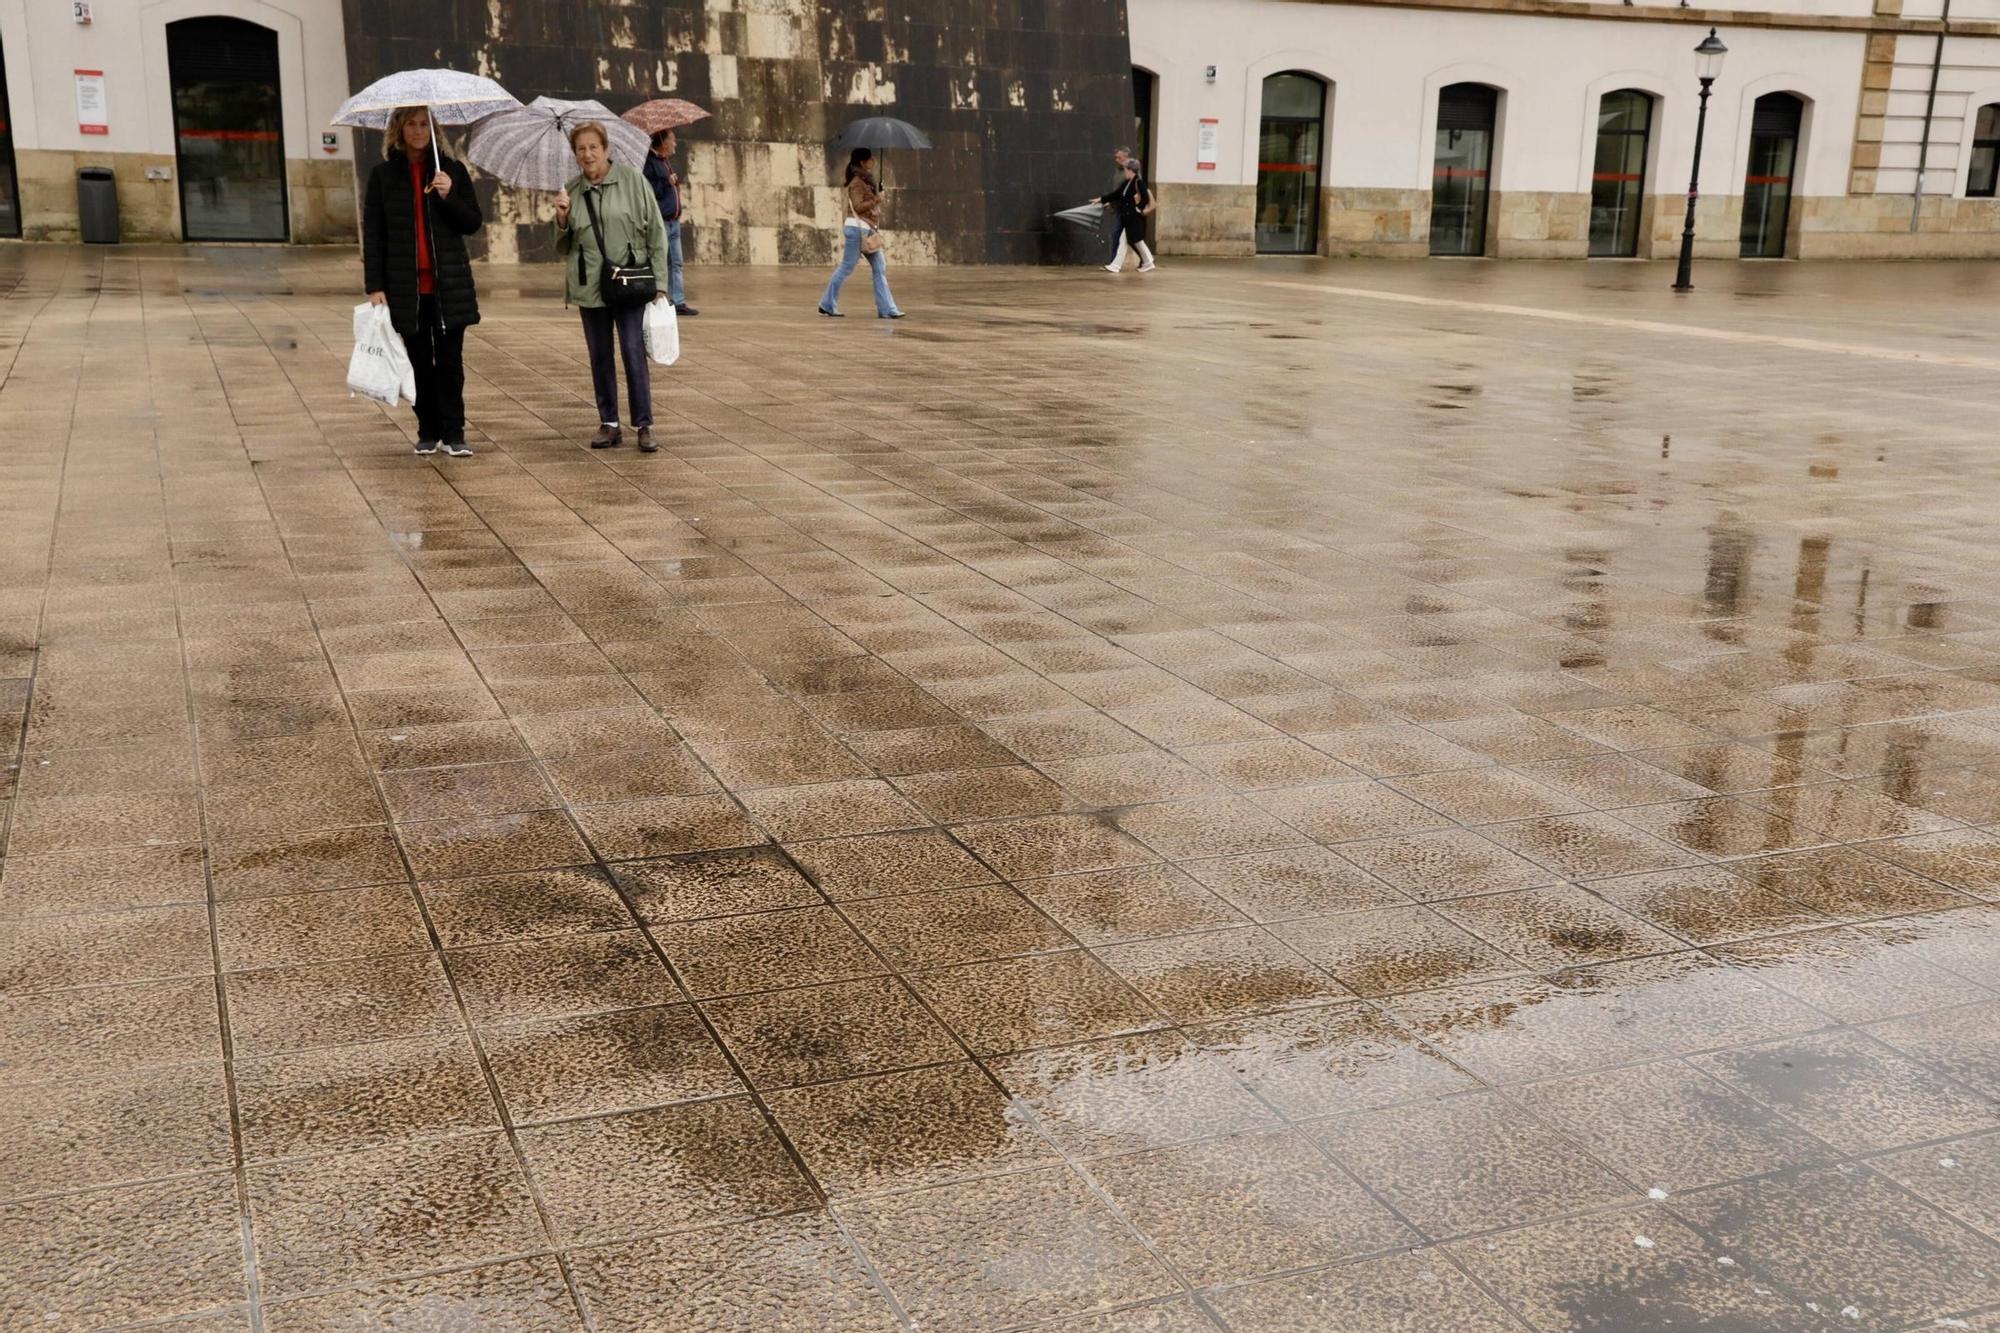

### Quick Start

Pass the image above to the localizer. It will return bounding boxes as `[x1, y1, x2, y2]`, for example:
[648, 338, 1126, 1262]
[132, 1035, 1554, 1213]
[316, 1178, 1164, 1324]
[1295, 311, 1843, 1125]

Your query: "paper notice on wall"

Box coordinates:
[75, 70, 108, 134]
[1197, 118, 1219, 171]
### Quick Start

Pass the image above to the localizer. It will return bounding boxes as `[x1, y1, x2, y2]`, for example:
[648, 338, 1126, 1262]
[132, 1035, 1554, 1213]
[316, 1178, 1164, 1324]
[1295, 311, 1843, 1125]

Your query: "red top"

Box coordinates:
[409, 154, 435, 295]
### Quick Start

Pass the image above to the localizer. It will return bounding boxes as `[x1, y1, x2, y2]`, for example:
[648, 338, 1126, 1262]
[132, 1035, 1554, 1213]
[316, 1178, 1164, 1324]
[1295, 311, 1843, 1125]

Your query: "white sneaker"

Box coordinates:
[1137, 262, 1156, 272]
[1103, 264, 1121, 273]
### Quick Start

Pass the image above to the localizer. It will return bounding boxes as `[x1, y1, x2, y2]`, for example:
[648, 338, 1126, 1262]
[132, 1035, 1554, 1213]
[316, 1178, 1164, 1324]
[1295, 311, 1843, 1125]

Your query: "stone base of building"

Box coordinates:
[12, 150, 356, 245]
[1158, 183, 2000, 261]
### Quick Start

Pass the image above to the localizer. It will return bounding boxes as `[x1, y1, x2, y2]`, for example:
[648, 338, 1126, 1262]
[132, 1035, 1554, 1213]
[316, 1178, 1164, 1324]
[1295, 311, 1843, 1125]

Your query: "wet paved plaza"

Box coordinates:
[3, 246, 2000, 1330]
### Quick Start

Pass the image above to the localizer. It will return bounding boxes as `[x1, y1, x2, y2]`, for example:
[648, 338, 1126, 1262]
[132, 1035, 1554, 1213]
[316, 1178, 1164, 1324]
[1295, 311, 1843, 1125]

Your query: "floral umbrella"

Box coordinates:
[621, 99, 712, 135]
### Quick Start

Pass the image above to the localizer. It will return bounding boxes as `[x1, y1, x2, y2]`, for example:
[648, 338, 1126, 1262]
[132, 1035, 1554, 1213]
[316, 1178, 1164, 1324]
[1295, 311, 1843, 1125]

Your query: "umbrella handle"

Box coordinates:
[430, 106, 440, 179]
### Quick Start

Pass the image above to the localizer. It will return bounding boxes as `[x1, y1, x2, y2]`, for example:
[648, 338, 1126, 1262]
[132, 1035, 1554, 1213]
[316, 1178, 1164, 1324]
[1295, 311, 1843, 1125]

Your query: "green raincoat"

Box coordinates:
[554, 162, 668, 309]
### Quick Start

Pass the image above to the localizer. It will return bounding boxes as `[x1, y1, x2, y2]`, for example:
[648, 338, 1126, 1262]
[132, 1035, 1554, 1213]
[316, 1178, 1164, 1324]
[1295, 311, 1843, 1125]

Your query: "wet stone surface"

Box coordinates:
[2, 247, 2000, 1329]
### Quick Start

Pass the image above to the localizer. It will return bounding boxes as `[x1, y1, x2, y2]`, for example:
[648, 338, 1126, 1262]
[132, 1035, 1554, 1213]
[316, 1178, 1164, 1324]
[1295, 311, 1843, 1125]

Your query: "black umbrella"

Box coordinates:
[831, 116, 932, 195]
[830, 116, 933, 151]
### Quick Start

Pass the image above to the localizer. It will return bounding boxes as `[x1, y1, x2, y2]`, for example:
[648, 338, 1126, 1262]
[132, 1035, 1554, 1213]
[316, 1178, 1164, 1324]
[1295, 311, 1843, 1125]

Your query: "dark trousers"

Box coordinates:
[579, 304, 651, 428]
[406, 293, 466, 442]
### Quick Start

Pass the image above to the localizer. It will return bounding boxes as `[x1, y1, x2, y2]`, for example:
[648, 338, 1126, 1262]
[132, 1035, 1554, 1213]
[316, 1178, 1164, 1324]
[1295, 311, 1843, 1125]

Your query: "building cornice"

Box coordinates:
[1275, 0, 1985, 39]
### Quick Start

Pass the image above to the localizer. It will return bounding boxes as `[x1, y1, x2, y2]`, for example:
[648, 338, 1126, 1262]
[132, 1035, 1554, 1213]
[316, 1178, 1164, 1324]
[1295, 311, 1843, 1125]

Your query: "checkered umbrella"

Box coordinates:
[465, 96, 651, 191]
[621, 99, 712, 135]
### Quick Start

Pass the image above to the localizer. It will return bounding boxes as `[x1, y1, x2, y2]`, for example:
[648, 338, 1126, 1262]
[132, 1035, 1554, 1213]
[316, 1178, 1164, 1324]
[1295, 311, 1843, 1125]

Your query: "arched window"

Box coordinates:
[1741, 92, 1803, 258]
[1589, 90, 1653, 257]
[1257, 72, 1326, 254]
[1969, 103, 1999, 198]
[167, 17, 288, 241]
[1431, 83, 1499, 256]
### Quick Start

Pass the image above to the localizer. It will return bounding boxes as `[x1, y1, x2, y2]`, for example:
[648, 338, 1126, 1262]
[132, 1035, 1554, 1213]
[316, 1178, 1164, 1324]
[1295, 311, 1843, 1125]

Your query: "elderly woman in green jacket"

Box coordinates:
[553, 121, 670, 452]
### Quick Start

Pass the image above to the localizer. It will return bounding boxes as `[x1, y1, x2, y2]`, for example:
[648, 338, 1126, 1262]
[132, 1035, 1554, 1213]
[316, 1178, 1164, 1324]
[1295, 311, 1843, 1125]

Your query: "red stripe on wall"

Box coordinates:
[1744, 174, 1792, 185]
[178, 128, 281, 142]
[1591, 172, 1642, 182]
[1256, 162, 1319, 174]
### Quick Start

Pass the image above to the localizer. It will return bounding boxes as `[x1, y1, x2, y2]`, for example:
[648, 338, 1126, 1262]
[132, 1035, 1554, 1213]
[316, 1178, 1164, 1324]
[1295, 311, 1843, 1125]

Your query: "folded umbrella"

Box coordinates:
[621, 98, 711, 135]
[465, 96, 651, 191]
[331, 69, 519, 173]
[1053, 201, 1109, 229]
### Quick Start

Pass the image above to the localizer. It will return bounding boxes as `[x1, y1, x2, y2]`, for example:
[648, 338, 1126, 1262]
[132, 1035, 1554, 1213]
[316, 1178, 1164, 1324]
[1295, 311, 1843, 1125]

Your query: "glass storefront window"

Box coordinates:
[168, 17, 289, 242]
[1741, 92, 1802, 259]
[1431, 83, 1497, 256]
[0, 37, 20, 239]
[1588, 90, 1652, 257]
[1256, 73, 1325, 254]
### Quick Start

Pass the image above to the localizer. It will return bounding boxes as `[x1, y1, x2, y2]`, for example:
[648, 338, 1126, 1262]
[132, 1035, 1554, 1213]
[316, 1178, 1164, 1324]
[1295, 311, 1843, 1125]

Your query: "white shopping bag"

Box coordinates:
[643, 299, 680, 367]
[347, 302, 417, 406]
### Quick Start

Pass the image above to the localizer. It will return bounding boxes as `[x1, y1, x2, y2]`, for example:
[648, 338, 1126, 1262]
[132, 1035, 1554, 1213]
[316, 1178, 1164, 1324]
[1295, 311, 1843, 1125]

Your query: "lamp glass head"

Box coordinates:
[1695, 28, 1728, 81]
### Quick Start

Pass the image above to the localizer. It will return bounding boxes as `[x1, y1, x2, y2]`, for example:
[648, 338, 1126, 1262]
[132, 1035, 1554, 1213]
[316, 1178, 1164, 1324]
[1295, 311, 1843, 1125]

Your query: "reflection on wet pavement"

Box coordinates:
[2, 248, 2000, 1329]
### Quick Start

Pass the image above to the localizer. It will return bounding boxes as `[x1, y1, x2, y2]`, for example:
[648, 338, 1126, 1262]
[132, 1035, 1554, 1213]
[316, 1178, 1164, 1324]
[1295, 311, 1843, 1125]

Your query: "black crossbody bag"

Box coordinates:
[581, 186, 656, 310]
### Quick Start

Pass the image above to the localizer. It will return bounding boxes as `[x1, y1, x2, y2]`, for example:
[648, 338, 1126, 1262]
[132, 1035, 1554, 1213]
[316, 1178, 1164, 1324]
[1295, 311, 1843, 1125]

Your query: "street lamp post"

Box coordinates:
[1673, 28, 1729, 292]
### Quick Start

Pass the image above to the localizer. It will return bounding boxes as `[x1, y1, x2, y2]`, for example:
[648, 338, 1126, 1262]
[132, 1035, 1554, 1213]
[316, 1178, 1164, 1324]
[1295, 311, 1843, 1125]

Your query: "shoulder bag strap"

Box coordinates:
[583, 186, 614, 276]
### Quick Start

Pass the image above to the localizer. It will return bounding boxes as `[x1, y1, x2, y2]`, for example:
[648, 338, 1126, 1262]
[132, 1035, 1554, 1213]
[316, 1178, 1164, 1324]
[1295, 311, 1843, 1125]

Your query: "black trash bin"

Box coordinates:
[77, 168, 119, 244]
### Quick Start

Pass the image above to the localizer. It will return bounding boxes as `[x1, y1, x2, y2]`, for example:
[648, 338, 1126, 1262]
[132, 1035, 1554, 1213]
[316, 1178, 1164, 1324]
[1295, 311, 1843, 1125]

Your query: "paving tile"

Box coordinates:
[703, 976, 961, 1087]
[1187, 1002, 1478, 1119]
[419, 865, 634, 945]
[1016, 864, 1247, 944]
[838, 1166, 1177, 1329]
[0, 843, 208, 917]
[1692, 1029, 2000, 1153]
[1208, 1250, 1521, 1331]
[0, 1062, 233, 1199]
[215, 885, 430, 970]
[614, 845, 824, 921]
[396, 809, 595, 879]
[845, 884, 1075, 969]
[1097, 926, 1350, 1022]
[0, 1174, 247, 1326]
[247, 1134, 544, 1299]
[447, 930, 682, 1026]
[233, 1033, 498, 1162]
[209, 827, 408, 901]
[0, 976, 220, 1078]
[1094, 1127, 1413, 1285]
[1311, 1089, 1638, 1238]
[571, 795, 765, 861]
[0, 904, 214, 993]
[262, 1256, 585, 1332]
[1871, 1128, 2000, 1238]
[768, 1061, 1062, 1199]
[654, 906, 885, 996]
[1286, 906, 1529, 996]
[909, 951, 1163, 1055]
[786, 827, 997, 900]
[1667, 1165, 2000, 1327]
[568, 1212, 900, 1332]
[519, 1098, 816, 1246]
[989, 1029, 1277, 1158]
[226, 955, 460, 1056]
[1447, 1205, 1813, 1331]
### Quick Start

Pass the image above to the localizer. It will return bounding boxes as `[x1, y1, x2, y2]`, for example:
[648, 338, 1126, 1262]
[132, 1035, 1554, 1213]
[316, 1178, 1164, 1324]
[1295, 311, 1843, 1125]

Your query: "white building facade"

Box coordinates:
[0, 0, 354, 242]
[1130, 0, 2000, 258]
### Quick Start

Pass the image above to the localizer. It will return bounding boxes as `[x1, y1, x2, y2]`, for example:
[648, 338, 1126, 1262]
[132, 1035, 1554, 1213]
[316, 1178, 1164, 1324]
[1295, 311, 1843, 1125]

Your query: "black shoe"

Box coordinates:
[675, 304, 699, 317]
[879, 310, 905, 320]
[414, 436, 441, 456]
[818, 306, 842, 317]
[443, 438, 473, 457]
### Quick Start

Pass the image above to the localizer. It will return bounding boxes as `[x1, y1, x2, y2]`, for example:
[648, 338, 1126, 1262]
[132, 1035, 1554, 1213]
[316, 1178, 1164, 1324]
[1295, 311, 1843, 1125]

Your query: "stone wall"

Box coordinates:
[1321, 187, 1430, 257]
[14, 149, 358, 243]
[1153, 181, 1255, 255]
[339, 0, 1133, 266]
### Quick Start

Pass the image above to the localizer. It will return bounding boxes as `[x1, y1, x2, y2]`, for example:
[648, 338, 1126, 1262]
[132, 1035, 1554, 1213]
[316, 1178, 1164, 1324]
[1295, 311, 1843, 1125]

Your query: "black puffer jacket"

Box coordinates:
[363, 149, 483, 336]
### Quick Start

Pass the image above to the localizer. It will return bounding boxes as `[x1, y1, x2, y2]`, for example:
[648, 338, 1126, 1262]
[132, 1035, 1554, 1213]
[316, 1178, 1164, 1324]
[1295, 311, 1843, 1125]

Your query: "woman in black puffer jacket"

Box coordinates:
[363, 106, 484, 456]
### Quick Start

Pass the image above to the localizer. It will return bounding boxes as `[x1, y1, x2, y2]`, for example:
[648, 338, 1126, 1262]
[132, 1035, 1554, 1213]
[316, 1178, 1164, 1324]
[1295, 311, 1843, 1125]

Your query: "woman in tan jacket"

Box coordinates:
[817, 148, 904, 319]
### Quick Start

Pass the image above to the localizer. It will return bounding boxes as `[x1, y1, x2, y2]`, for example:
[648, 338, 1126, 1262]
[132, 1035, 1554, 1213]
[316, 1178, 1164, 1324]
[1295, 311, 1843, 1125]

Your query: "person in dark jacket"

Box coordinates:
[642, 129, 697, 316]
[1100, 158, 1157, 274]
[363, 106, 484, 455]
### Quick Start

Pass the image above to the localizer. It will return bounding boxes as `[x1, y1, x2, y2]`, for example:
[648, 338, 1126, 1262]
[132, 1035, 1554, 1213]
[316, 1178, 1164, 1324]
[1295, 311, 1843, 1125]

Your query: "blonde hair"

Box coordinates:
[567, 121, 609, 152]
[383, 105, 450, 160]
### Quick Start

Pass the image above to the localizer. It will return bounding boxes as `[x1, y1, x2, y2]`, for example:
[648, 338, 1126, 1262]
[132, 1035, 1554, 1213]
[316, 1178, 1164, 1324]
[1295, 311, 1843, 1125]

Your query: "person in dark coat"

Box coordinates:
[642, 128, 697, 316]
[363, 105, 484, 456]
[1100, 158, 1157, 274]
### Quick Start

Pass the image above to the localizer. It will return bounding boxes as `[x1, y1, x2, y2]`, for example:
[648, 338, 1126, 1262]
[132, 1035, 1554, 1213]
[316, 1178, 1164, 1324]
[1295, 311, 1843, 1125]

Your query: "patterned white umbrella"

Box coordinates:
[331, 69, 519, 173]
[465, 96, 651, 192]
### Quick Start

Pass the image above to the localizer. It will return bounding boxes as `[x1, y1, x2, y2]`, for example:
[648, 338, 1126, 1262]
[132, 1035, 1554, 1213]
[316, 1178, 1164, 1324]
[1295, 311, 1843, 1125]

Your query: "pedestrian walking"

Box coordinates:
[362, 105, 484, 456]
[1101, 158, 1158, 273]
[817, 148, 904, 319]
[552, 121, 671, 453]
[643, 128, 698, 317]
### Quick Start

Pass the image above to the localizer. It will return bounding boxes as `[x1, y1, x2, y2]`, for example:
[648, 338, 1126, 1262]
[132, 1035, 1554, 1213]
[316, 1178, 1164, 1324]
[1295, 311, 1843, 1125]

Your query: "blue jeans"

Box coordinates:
[665, 219, 685, 306]
[820, 225, 897, 315]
